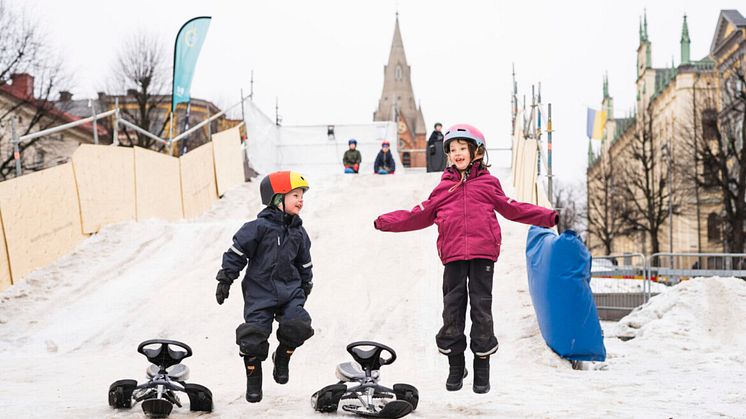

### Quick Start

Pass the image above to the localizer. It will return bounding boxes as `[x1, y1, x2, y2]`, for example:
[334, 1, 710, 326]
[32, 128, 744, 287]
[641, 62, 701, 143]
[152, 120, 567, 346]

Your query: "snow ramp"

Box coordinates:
[1, 169, 745, 418]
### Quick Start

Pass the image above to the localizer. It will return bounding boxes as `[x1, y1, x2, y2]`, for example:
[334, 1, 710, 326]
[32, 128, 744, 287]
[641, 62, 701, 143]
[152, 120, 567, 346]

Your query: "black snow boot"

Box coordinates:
[243, 356, 263, 403]
[272, 344, 295, 385]
[445, 353, 468, 391]
[473, 355, 491, 394]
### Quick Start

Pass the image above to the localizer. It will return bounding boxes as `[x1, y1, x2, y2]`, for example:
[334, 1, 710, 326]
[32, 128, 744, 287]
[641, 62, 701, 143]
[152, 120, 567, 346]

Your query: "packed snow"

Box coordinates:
[1, 169, 745, 418]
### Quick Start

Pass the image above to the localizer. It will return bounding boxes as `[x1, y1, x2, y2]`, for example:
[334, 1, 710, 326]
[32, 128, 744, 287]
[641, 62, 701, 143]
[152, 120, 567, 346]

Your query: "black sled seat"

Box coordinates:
[311, 341, 419, 419]
[108, 339, 212, 418]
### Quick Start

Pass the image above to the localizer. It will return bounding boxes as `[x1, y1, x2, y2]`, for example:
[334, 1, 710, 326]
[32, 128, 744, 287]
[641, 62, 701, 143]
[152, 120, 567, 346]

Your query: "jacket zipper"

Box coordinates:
[463, 178, 468, 259]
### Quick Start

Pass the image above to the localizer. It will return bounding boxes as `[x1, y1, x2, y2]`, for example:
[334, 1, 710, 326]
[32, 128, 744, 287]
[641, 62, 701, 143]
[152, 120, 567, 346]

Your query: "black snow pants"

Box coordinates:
[235, 276, 314, 361]
[435, 259, 499, 357]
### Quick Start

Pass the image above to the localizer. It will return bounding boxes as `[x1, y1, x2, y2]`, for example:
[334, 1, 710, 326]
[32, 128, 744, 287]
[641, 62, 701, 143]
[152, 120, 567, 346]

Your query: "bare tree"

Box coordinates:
[701, 62, 746, 253]
[674, 73, 721, 253]
[617, 106, 682, 254]
[110, 33, 169, 151]
[0, 1, 71, 180]
[586, 154, 628, 255]
[552, 180, 585, 236]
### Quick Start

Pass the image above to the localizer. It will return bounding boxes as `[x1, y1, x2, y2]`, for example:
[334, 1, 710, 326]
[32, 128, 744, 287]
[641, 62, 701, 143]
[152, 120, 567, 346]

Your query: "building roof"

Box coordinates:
[710, 9, 746, 53]
[0, 80, 108, 138]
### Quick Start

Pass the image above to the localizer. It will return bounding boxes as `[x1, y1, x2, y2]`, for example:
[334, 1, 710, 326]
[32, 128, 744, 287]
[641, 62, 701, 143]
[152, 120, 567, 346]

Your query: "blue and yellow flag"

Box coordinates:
[586, 107, 607, 140]
[172, 16, 212, 112]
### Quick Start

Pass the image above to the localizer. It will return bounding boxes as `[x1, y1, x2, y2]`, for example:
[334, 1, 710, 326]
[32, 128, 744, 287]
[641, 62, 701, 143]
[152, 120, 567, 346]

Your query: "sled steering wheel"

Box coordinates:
[346, 341, 397, 371]
[137, 339, 193, 369]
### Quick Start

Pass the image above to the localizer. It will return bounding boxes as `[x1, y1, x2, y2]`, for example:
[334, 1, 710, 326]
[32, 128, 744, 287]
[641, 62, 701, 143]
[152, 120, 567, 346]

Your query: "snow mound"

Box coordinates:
[610, 277, 746, 350]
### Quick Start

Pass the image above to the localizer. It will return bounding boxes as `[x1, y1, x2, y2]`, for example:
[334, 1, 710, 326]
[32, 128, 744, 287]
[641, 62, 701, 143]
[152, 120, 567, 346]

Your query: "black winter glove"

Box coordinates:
[215, 270, 234, 305]
[301, 281, 313, 298]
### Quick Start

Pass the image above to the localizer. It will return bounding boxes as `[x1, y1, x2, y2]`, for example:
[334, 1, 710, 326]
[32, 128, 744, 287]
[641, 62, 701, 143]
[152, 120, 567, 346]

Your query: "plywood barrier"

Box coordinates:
[73, 144, 136, 233]
[517, 139, 538, 204]
[0, 163, 85, 283]
[180, 142, 218, 219]
[134, 147, 183, 221]
[0, 212, 11, 291]
[212, 125, 245, 196]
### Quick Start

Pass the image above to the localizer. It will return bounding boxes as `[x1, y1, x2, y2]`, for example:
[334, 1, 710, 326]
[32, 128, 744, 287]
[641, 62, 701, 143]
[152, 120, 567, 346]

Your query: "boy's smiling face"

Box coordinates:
[282, 187, 305, 216]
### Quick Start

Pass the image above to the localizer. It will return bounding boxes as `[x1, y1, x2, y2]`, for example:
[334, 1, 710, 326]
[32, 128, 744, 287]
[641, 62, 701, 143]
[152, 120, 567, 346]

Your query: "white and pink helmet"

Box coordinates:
[443, 124, 486, 154]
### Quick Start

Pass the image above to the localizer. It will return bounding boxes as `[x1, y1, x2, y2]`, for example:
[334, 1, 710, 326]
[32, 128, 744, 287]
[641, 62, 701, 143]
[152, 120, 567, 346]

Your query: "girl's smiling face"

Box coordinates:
[448, 140, 472, 171]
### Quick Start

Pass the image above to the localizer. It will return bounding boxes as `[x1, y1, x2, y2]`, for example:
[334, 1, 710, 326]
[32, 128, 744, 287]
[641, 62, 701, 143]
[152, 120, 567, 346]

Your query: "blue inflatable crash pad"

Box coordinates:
[525, 226, 606, 361]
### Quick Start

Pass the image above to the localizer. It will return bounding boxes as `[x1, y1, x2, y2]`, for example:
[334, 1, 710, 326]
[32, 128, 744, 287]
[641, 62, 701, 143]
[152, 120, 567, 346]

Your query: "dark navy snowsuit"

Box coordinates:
[374, 150, 396, 173]
[220, 206, 314, 360]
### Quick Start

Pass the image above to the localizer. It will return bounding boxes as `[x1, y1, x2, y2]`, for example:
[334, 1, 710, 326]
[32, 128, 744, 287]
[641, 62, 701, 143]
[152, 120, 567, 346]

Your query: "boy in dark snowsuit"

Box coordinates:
[214, 171, 315, 403]
[374, 140, 396, 174]
[343, 138, 362, 173]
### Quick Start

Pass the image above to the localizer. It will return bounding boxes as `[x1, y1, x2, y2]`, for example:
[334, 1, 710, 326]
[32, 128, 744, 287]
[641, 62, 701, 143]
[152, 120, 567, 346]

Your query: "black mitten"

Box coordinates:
[215, 270, 234, 305]
[301, 281, 313, 298]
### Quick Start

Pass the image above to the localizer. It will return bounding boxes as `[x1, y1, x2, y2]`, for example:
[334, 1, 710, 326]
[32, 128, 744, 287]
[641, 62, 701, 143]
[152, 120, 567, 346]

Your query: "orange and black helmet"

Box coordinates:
[260, 171, 310, 205]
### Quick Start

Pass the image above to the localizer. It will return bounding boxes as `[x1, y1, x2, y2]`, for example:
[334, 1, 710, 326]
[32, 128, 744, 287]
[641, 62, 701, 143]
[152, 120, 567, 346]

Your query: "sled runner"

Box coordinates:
[311, 341, 419, 419]
[108, 339, 213, 417]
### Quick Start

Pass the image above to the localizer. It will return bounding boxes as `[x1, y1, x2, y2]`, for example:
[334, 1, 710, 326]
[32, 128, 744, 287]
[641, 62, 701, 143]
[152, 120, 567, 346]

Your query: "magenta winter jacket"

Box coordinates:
[374, 162, 558, 265]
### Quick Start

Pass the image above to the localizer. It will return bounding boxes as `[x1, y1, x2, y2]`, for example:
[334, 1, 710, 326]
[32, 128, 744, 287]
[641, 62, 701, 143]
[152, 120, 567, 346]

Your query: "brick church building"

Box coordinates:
[373, 15, 427, 168]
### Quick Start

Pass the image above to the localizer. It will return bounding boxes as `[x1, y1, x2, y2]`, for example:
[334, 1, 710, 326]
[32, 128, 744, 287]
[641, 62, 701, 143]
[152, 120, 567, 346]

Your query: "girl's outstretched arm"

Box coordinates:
[374, 199, 437, 232]
[490, 178, 558, 227]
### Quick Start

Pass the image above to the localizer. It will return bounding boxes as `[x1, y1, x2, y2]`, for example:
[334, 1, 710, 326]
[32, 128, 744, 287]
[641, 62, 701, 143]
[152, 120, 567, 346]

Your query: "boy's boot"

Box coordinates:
[473, 355, 491, 394]
[243, 356, 263, 403]
[272, 344, 294, 385]
[445, 353, 468, 391]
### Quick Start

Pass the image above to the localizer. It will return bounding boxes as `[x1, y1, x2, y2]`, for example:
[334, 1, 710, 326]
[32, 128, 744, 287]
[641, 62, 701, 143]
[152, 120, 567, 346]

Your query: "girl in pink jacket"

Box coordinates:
[374, 124, 558, 394]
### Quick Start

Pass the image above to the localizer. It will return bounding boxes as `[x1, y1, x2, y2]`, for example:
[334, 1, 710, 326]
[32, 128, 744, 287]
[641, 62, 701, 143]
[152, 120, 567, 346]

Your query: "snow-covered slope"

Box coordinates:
[1, 170, 745, 418]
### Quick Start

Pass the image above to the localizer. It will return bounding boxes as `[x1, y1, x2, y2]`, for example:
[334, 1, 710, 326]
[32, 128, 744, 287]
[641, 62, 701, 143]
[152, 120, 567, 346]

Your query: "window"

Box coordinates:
[402, 151, 411, 167]
[707, 212, 721, 242]
[395, 65, 402, 81]
[701, 109, 718, 141]
[34, 149, 45, 165]
[703, 154, 719, 187]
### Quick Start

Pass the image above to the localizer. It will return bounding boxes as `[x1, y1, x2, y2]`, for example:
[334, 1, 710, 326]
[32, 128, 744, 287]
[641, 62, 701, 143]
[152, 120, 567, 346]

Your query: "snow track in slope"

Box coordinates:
[1, 170, 745, 418]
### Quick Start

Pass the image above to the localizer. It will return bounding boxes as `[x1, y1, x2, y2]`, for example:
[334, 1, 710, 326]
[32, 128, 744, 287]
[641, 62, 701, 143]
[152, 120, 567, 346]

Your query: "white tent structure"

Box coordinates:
[244, 100, 401, 177]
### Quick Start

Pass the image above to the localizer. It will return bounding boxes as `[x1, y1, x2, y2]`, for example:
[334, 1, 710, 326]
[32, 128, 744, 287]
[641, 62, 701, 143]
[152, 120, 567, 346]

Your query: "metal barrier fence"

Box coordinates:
[590, 253, 651, 321]
[648, 253, 746, 285]
[590, 252, 746, 321]
[9, 94, 251, 178]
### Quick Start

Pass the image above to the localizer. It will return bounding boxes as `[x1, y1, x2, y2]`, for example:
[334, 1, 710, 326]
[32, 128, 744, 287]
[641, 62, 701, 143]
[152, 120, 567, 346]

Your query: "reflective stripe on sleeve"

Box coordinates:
[230, 245, 244, 256]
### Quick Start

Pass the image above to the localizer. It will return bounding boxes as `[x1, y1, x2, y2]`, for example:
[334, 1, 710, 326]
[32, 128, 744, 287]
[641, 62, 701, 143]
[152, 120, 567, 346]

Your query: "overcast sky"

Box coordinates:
[17, 0, 746, 183]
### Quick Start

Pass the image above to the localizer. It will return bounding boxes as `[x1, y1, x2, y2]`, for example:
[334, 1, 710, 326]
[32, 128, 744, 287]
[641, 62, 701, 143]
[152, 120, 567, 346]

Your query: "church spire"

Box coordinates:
[680, 14, 691, 65]
[374, 13, 419, 128]
[603, 72, 609, 99]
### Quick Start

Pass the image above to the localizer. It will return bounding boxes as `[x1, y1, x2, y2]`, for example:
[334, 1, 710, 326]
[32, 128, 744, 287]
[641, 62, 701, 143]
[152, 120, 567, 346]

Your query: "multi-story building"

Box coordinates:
[587, 12, 723, 255]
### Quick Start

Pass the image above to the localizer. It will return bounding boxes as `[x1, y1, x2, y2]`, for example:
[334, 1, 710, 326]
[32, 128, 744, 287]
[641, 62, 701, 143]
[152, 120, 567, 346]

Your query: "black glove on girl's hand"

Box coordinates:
[301, 281, 313, 298]
[215, 270, 234, 305]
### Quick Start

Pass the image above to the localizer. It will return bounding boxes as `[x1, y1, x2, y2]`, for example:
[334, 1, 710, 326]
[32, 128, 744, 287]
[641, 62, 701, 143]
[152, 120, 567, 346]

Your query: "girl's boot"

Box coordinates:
[473, 355, 491, 394]
[243, 356, 263, 403]
[446, 353, 468, 391]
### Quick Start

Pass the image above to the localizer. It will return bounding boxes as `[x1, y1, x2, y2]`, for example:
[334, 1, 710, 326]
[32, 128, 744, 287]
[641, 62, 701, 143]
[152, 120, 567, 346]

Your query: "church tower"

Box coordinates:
[373, 14, 427, 168]
[636, 10, 656, 114]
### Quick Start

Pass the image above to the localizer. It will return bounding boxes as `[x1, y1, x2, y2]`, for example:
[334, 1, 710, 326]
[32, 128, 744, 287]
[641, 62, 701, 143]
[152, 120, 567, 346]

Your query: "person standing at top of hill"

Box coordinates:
[373, 124, 558, 395]
[427, 122, 447, 172]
